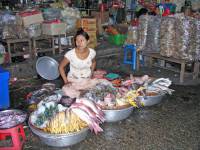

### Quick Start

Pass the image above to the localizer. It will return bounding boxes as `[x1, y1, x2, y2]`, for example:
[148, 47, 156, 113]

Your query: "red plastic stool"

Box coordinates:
[0, 124, 26, 150]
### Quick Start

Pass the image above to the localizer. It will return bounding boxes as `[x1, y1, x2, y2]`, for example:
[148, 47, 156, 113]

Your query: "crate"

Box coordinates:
[0, 67, 10, 109]
[108, 34, 127, 46]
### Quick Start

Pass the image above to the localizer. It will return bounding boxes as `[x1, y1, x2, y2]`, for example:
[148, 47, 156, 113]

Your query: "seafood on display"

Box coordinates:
[0, 110, 27, 129]
[30, 98, 105, 134]
[147, 78, 174, 94]
[124, 87, 145, 107]
[71, 98, 105, 134]
[122, 75, 150, 86]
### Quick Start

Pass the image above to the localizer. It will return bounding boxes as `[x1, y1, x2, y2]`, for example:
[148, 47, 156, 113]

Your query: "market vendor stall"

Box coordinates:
[24, 70, 173, 147]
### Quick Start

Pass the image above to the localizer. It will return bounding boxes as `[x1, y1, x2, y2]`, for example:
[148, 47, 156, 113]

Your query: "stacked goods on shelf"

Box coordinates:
[136, 14, 200, 61]
[77, 18, 97, 48]
[15, 10, 44, 38]
[16, 9, 44, 27]
[42, 20, 67, 35]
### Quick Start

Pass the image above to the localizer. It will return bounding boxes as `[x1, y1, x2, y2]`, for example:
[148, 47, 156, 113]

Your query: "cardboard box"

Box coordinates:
[87, 31, 97, 40]
[42, 23, 67, 35]
[77, 18, 96, 28]
[16, 13, 44, 27]
[82, 26, 97, 32]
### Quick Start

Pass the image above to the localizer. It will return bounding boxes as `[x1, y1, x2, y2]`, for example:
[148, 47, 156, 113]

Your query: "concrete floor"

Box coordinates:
[4, 66, 199, 150]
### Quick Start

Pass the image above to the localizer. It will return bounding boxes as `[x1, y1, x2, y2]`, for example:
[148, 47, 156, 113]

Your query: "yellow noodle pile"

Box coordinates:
[43, 111, 87, 134]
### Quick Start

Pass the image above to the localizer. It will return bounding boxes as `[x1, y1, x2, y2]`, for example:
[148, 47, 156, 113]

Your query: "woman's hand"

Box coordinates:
[64, 79, 68, 84]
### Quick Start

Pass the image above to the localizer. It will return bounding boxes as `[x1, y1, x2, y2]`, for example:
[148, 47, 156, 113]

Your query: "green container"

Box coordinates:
[108, 34, 127, 46]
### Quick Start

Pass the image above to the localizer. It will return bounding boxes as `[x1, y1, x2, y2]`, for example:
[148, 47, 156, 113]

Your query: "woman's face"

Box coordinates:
[75, 35, 89, 50]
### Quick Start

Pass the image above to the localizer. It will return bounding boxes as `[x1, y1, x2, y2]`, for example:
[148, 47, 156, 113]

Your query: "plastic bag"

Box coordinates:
[145, 16, 161, 53]
[137, 15, 149, 51]
[26, 23, 41, 38]
[61, 7, 80, 32]
[160, 17, 176, 57]
[0, 44, 5, 54]
[2, 24, 28, 39]
[125, 26, 138, 45]
[175, 16, 196, 61]
[42, 8, 61, 21]
[195, 20, 200, 61]
[0, 11, 16, 26]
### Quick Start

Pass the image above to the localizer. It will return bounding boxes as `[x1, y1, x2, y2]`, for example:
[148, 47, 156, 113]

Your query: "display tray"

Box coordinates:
[0, 109, 27, 129]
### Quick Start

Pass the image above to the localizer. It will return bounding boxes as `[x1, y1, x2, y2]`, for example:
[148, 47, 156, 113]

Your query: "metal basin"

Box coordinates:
[137, 92, 166, 107]
[36, 56, 60, 80]
[28, 120, 89, 147]
[103, 106, 134, 122]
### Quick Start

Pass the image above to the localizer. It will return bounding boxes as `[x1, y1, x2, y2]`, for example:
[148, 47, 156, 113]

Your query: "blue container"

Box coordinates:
[0, 66, 10, 109]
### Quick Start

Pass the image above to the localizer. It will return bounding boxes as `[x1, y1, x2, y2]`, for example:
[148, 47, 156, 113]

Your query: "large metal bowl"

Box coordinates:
[103, 106, 134, 122]
[28, 120, 89, 147]
[36, 56, 60, 80]
[0, 109, 27, 129]
[137, 91, 166, 107]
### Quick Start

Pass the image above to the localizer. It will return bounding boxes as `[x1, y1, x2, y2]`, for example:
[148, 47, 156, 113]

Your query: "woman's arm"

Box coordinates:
[59, 57, 70, 84]
[91, 58, 96, 74]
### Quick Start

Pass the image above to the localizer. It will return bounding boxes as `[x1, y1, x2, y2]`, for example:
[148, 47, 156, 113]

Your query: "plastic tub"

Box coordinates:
[108, 34, 127, 46]
[0, 67, 10, 109]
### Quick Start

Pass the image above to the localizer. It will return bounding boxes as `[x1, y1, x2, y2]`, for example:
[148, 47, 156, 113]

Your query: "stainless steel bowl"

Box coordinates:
[137, 92, 166, 107]
[103, 106, 134, 122]
[28, 120, 89, 147]
[0, 109, 27, 129]
[36, 56, 60, 80]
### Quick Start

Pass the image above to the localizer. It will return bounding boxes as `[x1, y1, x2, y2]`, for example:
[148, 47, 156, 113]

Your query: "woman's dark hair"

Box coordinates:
[135, 8, 148, 18]
[74, 28, 90, 47]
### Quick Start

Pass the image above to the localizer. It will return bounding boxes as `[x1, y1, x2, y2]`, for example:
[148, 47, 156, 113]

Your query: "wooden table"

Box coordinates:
[1, 38, 32, 63]
[32, 35, 55, 56]
[54, 33, 74, 53]
[138, 52, 199, 83]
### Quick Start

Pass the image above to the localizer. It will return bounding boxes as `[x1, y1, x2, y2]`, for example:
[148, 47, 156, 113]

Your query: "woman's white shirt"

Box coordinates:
[64, 48, 96, 80]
